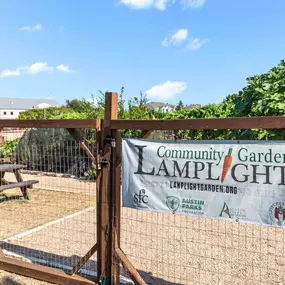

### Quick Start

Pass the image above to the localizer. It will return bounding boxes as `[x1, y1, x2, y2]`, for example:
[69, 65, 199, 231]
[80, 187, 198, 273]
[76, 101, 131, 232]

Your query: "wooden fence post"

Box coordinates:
[97, 92, 120, 284]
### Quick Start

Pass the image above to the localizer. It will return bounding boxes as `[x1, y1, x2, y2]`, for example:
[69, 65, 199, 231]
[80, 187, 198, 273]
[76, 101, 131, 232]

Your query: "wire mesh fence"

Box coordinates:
[120, 130, 285, 285]
[1, 125, 285, 285]
[0, 127, 97, 280]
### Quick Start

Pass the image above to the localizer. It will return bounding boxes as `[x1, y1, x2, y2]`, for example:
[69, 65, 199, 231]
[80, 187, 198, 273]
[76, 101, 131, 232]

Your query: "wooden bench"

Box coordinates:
[0, 164, 39, 200]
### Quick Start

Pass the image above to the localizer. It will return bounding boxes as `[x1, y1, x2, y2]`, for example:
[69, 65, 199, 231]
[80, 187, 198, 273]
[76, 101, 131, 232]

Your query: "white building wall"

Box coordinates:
[36, 103, 52, 109]
[161, 106, 174, 113]
[0, 109, 25, 119]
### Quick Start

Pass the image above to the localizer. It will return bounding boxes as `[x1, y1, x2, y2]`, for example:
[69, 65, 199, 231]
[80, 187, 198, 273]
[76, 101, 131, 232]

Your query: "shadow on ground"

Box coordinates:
[2, 277, 23, 285]
[0, 195, 25, 203]
[1, 242, 183, 285]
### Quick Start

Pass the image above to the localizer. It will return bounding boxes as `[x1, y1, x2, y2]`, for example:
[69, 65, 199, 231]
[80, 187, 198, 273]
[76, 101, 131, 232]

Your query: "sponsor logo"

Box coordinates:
[134, 189, 148, 208]
[219, 202, 246, 220]
[269, 202, 285, 226]
[181, 198, 204, 211]
[166, 196, 180, 212]
[181, 198, 205, 215]
[166, 196, 205, 215]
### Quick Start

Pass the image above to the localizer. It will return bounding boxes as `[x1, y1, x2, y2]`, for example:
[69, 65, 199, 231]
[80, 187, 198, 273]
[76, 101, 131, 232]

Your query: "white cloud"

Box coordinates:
[120, 0, 153, 9]
[87, 97, 99, 106]
[154, 0, 170, 10]
[56, 64, 73, 73]
[120, 0, 171, 10]
[20, 24, 43, 31]
[162, 29, 188, 47]
[146, 81, 187, 100]
[27, 62, 53, 74]
[185, 37, 209, 50]
[120, 0, 205, 9]
[0, 62, 73, 78]
[34, 24, 43, 30]
[0, 68, 21, 78]
[180, 0, 205, 8]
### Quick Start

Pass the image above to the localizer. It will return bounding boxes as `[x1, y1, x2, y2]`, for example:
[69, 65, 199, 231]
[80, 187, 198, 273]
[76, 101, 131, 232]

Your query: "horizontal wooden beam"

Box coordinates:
[0, 119, 101, 129]
[0, 256, 95, 285]
[110, 116, 285, 130]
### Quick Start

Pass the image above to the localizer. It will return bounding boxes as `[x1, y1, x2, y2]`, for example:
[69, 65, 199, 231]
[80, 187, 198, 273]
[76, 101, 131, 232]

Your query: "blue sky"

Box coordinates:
[0, 0, 285, 106]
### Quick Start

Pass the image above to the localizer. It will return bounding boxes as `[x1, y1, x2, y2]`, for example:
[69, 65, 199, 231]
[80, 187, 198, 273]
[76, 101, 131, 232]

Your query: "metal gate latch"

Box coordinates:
[105, 136, 116, 148]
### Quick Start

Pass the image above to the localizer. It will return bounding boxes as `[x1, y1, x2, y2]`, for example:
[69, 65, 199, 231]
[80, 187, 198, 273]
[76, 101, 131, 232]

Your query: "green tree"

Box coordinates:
[19, 107, 76, 120]
[176, 100, 184, 111]
[168, 59, 285, 140]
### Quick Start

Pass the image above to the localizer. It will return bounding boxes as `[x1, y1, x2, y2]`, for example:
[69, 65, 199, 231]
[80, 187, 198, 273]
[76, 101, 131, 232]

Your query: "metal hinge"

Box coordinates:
[99, 159, 110, 169]
[105, 136, 116, 148]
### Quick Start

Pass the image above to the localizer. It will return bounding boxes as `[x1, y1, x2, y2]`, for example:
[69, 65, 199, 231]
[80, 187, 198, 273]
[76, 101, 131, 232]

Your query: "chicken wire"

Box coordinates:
[0, 127, 97, 280]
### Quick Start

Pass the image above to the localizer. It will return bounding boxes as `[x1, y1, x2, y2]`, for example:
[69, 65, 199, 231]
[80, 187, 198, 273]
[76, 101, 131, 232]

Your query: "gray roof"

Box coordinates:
[0, 97, 60, 110]
[185, 104, 201, 109]
[146, 102, 176, 110]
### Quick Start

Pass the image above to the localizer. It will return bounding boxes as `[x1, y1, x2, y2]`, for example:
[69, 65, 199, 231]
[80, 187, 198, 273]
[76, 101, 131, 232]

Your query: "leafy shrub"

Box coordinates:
[0, 140, 19, 158]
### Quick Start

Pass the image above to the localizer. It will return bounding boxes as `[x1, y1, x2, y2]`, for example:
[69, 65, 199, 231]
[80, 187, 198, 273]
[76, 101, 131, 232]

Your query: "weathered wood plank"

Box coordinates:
[0, 180, 38, 192]
[110, 116, 285, 130]
[0, 164, 26, 172]
[0, 256, 96, 285]
[13, 169, 30, 199]
[0, 119, 100, 129]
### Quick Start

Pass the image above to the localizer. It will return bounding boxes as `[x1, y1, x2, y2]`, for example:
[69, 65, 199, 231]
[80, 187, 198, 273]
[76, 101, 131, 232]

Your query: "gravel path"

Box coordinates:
[3, 206, 285, 285]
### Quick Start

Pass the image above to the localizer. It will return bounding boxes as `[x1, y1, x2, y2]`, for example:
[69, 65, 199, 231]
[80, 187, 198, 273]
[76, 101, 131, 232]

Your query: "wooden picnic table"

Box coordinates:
[0, 164, 38, 200]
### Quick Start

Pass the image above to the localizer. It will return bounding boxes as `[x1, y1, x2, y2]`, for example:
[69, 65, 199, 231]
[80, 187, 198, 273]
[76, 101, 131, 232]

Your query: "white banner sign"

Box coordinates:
[122, 139, 285, 227]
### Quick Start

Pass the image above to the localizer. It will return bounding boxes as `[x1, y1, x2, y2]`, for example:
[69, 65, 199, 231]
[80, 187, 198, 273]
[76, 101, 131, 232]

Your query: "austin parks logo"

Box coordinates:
[269, 202, 285, 226]
[166, 196, 180, 213]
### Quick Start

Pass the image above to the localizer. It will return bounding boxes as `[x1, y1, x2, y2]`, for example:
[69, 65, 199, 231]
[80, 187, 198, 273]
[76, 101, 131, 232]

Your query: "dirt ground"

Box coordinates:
[0, 188, 96, 239]
[4, 173, 96, 195]
[0, 174, 285, 285]
[3, 205, 285, 285]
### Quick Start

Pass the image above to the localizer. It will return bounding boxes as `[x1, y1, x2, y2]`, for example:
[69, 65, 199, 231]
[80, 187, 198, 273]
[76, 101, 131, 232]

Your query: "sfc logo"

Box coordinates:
[166, 196, 180, 213]
[269, 202, 285, 226]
